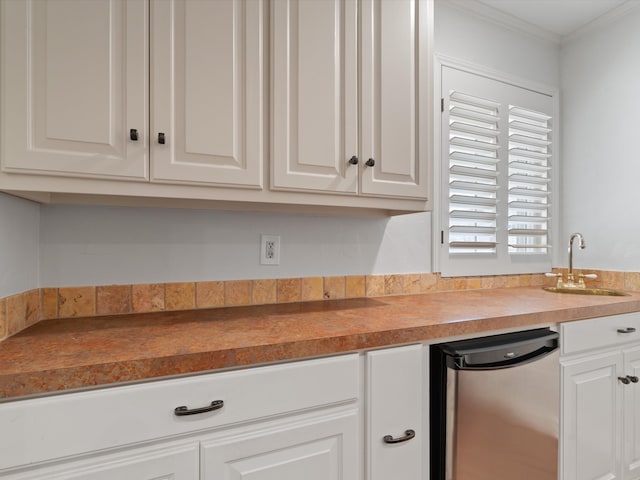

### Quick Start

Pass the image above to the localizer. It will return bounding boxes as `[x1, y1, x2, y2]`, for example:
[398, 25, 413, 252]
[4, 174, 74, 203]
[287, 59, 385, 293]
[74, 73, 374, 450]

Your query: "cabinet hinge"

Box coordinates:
[441, 98, 444, 113]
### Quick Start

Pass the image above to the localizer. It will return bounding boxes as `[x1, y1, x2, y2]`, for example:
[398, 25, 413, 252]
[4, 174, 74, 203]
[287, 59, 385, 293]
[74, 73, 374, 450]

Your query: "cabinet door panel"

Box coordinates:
[624, 346, 640, 480]
[367, 345, 424, 480]
[201, 410, 359, 480]
[1, 0, 148, 180]
[151, 0, 264, 187]
[360, 0, 429, 198]
[271, 0, 358, 193]
[3, 442, 198, 480]
[562, 352, 623, 480]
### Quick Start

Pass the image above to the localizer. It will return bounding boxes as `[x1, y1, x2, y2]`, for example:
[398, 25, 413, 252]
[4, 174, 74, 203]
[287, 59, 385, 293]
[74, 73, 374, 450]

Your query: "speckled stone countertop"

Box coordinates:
[2, 287, 640, 400]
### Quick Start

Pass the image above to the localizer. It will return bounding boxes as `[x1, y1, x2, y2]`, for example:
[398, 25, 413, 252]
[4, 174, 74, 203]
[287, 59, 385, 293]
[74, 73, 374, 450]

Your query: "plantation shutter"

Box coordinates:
[440, 66, 554, 277]
[447, 91, 499, 253]
[508, 107, 552, 253]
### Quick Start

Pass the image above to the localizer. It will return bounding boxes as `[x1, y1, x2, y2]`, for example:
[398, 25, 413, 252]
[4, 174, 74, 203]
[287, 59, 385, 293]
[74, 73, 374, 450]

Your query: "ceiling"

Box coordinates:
[476, 0, 632, 37]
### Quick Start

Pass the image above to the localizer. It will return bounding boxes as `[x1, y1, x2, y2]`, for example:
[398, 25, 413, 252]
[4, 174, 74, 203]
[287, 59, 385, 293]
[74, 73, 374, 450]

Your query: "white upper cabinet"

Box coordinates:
[360, 0, 430, 199]
[272, 0, 431, 199]
[151, 0, 264, 188]
[271, 0, 358, 194]
[0, 0, 432, 211]
[1, 0, 148, 180]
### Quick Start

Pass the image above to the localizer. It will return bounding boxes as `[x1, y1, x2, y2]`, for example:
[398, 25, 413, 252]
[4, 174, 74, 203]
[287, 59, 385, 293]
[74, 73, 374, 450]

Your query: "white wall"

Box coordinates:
[0, 193, 39, 297]
[434, 1, 560, 87]
[561, 6, 640, 270]
[39, 206, 430, 287]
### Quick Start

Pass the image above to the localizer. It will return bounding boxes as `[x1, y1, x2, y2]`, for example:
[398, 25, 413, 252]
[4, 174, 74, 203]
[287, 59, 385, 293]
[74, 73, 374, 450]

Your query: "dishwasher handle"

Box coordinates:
[444, 329, 559, 370]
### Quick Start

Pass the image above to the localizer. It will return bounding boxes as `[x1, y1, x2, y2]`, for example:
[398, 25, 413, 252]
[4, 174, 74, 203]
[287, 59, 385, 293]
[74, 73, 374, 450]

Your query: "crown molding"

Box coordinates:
[562, 0, 640, 45]
[438, 0, 640, 47]
[437, 0, 561, 45]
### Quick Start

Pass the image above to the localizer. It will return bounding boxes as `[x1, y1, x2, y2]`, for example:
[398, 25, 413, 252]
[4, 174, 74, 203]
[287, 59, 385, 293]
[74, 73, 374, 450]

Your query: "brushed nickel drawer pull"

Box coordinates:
[174, 400, 224, 416]
[383, 429, 415, 444]
[617, 327, 636, 334]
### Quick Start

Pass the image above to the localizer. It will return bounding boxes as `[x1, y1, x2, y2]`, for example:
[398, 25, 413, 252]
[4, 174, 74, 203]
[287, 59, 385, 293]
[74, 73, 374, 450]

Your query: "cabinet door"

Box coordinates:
[360, 0, 430, 199]
[3, 441, 198, 480]
[366, 345, 425, 480]
[201, 410, 359, 480]
[1, 0, 148, 180]
[271, 0, 358, 194]
[562, 351, 623, 480]
[151, 0, 264, 187]
[624, 345, 640, 480]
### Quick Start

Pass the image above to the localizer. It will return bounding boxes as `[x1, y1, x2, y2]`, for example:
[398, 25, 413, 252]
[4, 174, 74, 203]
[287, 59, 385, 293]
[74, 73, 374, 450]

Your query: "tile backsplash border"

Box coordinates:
[1, 269, 638, 342]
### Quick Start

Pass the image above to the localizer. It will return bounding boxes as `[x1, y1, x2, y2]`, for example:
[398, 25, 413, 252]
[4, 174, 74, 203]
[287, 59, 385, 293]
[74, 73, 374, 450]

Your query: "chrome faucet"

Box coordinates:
[568, 232, 585, 281]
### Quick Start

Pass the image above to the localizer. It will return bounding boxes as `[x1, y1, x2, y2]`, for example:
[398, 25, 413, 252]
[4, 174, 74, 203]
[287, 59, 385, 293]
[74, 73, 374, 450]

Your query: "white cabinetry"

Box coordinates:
[151, 0, 264, 187]
[561, 313, 640, 480]
[0, 0, 148, 180]
[271, 0, 431, 199]
[271, 0, 358, 194]
[201, 409, 359, 479]
[1, 0, 263, 188]
[1, 0, 432, 211]
[562, 350, 623, 480]
[0, 354, 360, 479]
[366, 344, 426, 480]
[5, 441, 199, 480]
[360, 0, 430, 199]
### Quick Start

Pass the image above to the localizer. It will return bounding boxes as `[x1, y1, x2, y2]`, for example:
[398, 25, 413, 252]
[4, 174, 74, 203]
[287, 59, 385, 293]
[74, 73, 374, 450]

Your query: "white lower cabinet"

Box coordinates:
[561, 350, 623, 480]
[201, 409, 359, 480]
[4, 441, 200, 480]
[624, 345, 640, 480]
[0, 354, 360, 480]
[366, 344, 426, 480]
[561, 312, 640, 480]
[0, 345, 433, 480]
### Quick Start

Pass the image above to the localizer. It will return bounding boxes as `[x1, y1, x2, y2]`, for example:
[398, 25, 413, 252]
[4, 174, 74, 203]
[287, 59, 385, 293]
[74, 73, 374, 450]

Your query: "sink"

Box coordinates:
[543, 287, 628, 297]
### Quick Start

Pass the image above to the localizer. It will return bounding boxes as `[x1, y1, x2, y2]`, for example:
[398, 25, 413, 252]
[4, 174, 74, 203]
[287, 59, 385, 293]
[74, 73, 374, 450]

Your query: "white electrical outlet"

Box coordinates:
[260, 235, 280, 265]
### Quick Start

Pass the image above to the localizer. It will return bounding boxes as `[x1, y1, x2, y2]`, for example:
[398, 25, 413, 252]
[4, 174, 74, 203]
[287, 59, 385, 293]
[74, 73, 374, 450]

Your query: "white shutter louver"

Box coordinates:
[447, 91, 499, 253]
[508, 106, 551, 253]
[440, 66, 554, 277]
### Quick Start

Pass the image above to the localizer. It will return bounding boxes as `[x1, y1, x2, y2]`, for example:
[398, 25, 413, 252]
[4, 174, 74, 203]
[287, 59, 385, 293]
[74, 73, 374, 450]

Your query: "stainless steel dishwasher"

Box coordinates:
[430, 328, 559, 480]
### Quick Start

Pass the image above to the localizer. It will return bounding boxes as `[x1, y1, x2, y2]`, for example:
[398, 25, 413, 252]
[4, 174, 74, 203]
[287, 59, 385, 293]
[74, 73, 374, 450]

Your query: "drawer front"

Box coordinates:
[0, 354, 359, 472]
[561, 312, 640, 355]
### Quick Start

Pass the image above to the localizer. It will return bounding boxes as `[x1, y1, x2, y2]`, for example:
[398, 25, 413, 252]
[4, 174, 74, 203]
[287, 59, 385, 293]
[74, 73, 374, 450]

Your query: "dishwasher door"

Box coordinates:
[430, 328, 560, 480]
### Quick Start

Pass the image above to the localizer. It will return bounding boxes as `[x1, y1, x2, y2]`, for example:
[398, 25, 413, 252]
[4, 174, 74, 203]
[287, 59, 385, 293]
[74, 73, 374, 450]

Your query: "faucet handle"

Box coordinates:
[580, 273, 598, 279]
